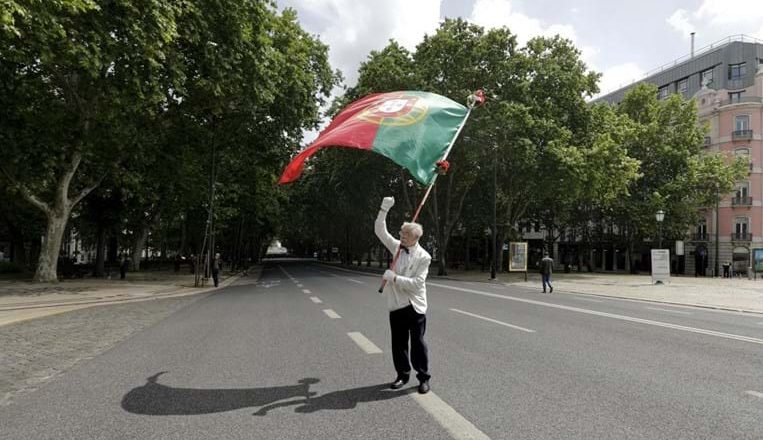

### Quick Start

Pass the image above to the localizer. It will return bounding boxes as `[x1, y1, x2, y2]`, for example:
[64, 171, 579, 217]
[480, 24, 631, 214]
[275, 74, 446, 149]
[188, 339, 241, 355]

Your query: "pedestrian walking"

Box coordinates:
[212, 253, 222, 287]
[540, 251, 554, 293]
[120, 255, 129, 280]
[722, 261, 730, 278]
[375, 196, 433, 394]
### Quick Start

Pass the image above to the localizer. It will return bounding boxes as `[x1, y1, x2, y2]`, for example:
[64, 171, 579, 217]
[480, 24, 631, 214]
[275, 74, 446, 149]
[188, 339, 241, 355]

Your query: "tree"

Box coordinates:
[605, 83, 747, 271]
[0, 0, 185, 281]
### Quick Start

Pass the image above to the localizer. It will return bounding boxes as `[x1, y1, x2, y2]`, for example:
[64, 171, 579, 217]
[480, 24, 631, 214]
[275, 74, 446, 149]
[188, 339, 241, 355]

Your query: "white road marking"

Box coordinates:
[297, 284, 304, 288]
[645, 307, 692, 315]
[450, 308, 535, 333]
[411, 392, 492, 440]
[568, 296, 603, 303]
[323, 309, 341, 319]
[429, 282, 763, 346]
[309, 296, 322, 304]
[346, 278, 365, 284]
[302, 289, 312, 294]
[278, 266, 292, 278]
[745, 391, 763, 398]
[347, 332, 382, 354]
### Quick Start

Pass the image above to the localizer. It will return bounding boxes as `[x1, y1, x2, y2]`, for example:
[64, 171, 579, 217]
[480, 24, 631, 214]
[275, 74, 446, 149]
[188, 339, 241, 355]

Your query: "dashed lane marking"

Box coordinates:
[323, 309, 341, 319]
[310, 297, 322, 304]
[302, 289, 312, 294]
[347, 332, 382, 354]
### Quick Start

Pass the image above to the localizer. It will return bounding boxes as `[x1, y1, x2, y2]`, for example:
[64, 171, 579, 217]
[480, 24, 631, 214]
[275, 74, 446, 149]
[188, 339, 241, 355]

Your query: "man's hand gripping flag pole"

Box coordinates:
[378, 90, 485, 293]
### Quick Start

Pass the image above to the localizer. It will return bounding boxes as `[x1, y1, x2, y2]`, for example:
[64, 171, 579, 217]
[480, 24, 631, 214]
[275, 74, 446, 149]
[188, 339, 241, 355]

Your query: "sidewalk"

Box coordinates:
[0, 268, 257, 327]
[317, 261, 763, 314]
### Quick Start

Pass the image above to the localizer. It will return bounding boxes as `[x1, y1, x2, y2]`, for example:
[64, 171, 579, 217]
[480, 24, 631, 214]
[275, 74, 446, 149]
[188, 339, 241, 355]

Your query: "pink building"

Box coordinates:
[596, 36, 763, 276]
[690, 65, 763, 276]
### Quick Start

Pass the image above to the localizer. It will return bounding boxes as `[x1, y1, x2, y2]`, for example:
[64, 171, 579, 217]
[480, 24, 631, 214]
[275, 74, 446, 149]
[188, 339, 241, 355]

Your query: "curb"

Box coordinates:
[0, 269, 255, 314]
[312, 261, 763, 315]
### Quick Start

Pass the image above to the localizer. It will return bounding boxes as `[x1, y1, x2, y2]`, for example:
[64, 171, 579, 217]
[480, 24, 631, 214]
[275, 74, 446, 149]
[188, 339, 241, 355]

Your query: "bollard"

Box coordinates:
[748, 267, 753, 280]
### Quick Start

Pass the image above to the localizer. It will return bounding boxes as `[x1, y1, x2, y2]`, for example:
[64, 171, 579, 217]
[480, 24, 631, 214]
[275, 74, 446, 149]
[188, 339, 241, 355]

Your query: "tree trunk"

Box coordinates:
[93, 224, 106, 277]
[179, 213, 188, 255]
[464, 227, 470, 271]
[8, 225, 27, 267]
[131, 225, 150, 271]
[437, 234, 450, 276]
[34, 211, 70, 282]
[496, 230, 505, 273]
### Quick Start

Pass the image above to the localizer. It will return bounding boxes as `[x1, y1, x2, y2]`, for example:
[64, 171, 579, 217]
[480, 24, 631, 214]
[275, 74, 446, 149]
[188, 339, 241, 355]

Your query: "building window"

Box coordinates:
[735, 147, 750, 157]
[735, 183, 749, 199]
[735, 115, 750, 131]
[658, 85, 669, 99]
[734, 218, 748, 235]
[697, 219, 707, 236]
[701, 68, 714, 86]
[729, 91, 743, 103]
[728, 62, 746, 80]
[677, 78, 688, 94]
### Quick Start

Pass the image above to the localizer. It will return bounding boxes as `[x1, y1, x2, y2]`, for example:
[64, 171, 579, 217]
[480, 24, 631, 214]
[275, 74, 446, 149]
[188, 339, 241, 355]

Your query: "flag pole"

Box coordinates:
[379, 92, 481, 293]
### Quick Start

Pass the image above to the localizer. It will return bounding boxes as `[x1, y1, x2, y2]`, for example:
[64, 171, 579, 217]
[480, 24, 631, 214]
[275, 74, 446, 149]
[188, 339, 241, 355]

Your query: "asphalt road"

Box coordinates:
[1, 261, 762, 439]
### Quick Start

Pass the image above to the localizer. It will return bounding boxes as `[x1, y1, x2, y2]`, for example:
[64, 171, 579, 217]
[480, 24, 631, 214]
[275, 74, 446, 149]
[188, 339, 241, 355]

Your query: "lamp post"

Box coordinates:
[491, 145, 497, 280]
[655, 209, 665, 249]
[715, 183, 720, 277]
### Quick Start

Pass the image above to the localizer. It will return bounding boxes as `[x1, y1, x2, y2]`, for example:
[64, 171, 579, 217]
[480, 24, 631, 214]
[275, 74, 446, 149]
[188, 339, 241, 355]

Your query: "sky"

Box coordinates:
[275, 0, 763, 139]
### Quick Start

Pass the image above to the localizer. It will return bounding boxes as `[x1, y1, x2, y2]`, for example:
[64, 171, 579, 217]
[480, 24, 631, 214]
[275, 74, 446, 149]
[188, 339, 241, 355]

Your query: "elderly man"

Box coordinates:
[375, 196, 433, 394]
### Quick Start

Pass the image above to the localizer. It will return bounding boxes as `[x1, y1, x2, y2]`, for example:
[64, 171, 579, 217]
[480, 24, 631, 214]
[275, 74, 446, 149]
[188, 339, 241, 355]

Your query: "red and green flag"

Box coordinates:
[278, 91, 470, 185]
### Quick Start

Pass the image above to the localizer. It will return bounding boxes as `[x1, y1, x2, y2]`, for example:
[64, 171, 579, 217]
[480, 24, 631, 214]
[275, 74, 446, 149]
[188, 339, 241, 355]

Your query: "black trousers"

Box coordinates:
[389, 305, 430, 382]
[212, 269, 220, 287]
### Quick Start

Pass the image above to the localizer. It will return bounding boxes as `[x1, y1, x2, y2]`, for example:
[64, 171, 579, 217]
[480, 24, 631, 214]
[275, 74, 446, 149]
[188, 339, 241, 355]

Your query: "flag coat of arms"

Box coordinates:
[279, 91, 469, 185]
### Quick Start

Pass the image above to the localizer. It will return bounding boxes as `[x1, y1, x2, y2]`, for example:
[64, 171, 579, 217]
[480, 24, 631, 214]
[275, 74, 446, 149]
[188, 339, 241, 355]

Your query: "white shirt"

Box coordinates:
[375, 210, 432, 314]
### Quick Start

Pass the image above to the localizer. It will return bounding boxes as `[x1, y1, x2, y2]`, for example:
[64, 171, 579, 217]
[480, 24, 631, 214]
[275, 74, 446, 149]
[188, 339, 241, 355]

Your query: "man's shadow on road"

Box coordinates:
[121, 372, 413, 416]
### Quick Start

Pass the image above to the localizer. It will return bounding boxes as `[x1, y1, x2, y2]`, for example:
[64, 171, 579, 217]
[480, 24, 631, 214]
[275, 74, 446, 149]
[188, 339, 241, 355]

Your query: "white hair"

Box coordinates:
[401, 222, 423, 240]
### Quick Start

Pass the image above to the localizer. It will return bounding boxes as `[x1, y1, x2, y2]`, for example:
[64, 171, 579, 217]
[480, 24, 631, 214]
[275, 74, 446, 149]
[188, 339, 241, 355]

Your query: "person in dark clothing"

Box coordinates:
[540, 251, 554, 293]
[722, 261, 730, 278]
[120, 256, 129, 280]
[212, 253, 222, 287]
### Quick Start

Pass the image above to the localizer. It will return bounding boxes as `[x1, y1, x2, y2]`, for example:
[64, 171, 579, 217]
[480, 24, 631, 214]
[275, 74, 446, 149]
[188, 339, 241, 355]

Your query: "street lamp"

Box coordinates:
[655, 209, 665, 249]
[491, 144, 497, 280]
[715, 183, 720, 278]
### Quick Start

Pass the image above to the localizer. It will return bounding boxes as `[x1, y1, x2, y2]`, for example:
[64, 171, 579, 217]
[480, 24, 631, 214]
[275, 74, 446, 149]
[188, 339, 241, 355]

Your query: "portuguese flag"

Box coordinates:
[278, 91, 469, 185]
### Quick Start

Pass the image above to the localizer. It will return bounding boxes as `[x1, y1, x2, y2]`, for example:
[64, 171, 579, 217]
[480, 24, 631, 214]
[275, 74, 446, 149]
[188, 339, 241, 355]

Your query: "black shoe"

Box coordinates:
[550, 286, 553, 293]
[418, 381, 430, 394]
[390, 377, 408, 389]
[542, 290, 546, 293]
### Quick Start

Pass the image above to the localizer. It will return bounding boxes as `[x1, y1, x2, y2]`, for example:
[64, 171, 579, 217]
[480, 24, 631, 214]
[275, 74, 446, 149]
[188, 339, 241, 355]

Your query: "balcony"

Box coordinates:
[721, 97, 763, 106]
[731, 196, 753, 206]
[732, 130, 753, 141]
[731, 232, 753, 242]
[691, 233, 709, 241]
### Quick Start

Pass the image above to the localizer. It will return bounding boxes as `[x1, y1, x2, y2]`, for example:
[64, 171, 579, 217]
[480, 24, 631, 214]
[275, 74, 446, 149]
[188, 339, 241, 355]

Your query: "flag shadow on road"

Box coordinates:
[121, 372, 319, 416]
[121, 372, 413, 416]
[252, 383, 416, 416]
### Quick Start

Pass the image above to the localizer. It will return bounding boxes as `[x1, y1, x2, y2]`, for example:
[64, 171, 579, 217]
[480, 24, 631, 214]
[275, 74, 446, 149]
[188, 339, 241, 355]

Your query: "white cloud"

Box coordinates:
[667, 0, 763, 43]
[470, 0, 578, 46]
[595, 62, 646, 98]
[282, 0, 442, 87]
[695, 0, 763, 25]
[666, 9, 694, 38]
